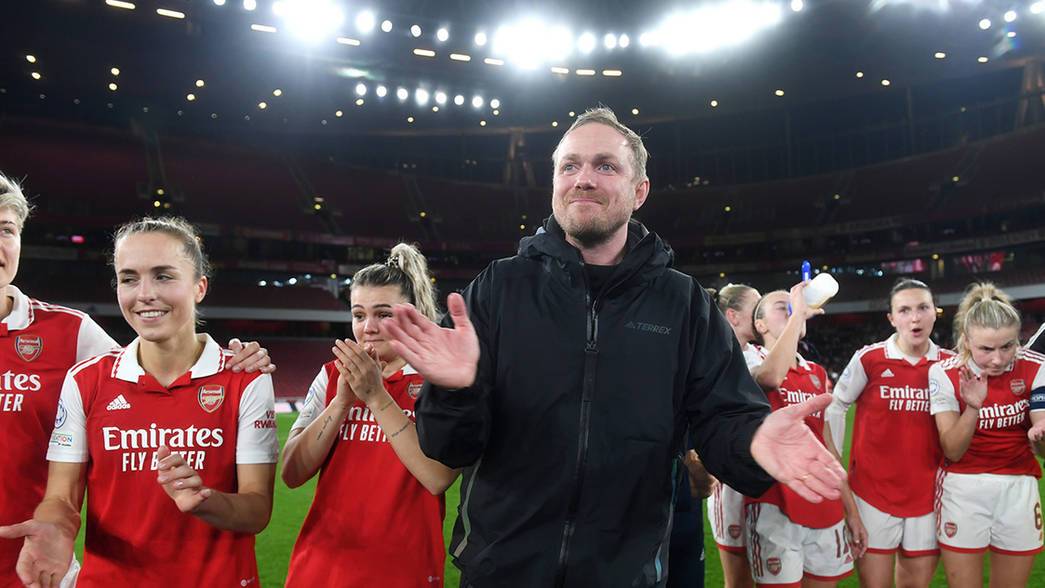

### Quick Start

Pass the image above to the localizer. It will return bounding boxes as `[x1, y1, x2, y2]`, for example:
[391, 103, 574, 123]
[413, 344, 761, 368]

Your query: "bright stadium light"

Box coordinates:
[415, 88, 429, 105]
[1032, 2, 1044, 15]
[243, 0, 256, 10]
[214, 0, 226, 5]
[275, 0, 346, 43]
[604, 33, 618, 49]
[578, 32, 597, 54]
[978, 18, 991, 30]
[454, 94, 465, 105]
[355, 82, 367, 96]
[618, 34, 630, 48]
[491, 20, 573, 68]
[490, 98, 501, 109]
[410, 24, 422, 37]
[472, 95, 484, 108]
[396, 87, 409, 101]
[475, 31, 488, 46]
[435, 91, 447, 105]
[1003, 10, 1017, 23]
[381, 19, 393, 32]
[790, 0, 803, 11]
[646, 0, 784, 56]
[436, 27, 449, 42]
[355, 10, 376, 33]
[376, 85, 387, 97]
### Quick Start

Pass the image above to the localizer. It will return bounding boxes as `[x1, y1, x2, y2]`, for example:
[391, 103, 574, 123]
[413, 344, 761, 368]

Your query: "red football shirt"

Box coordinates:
[0, 286, 116, 587]
[746, 355, 845, 528]
[47, 335, 278, 587]
[929, 349, 1045, 477]
[832, 336, 954, 517]
[285, 362, 446, 588]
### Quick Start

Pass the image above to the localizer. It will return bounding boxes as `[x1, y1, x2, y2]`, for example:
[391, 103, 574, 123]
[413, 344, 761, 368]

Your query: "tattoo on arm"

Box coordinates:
[316, 415, 334, 441]
[387, 421, 412, 439]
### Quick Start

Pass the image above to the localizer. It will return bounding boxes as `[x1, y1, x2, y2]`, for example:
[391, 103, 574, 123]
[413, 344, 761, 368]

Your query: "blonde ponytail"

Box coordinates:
[953, 282, 1021, 361]
[352, 243, 440, 321]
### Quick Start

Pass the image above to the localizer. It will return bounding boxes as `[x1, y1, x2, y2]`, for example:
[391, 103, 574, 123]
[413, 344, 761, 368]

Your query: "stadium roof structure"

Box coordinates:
[3, 0, 1044, 138]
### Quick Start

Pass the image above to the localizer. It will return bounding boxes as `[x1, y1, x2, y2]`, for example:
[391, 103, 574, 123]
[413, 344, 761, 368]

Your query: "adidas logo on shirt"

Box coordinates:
[881, 369, 895, 378]
[106, 394, 131, 411]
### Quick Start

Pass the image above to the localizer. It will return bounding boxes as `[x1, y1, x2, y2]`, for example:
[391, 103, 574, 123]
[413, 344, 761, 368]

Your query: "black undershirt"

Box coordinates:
[585, 263, 618, 297]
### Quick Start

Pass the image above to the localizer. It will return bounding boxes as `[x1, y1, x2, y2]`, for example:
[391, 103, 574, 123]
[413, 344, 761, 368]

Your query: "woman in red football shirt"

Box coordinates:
[826, 278, 953, 588]
[0, 217, 279, 587]
[745, 283, 866, 587]
[283, 243, 458, 588]
[929, 283, 1045, 588]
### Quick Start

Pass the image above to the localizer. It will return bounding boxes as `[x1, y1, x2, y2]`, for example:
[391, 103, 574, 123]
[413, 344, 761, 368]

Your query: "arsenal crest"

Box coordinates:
[1011, 379, 1026, 396]
[728, 524, 742, 540]
[198, 384, 225, 413]
[15, 335, 42, 362]
[767, 557, 782, 576]
[944, 522, 958, 538]
[407, 382, 423, 399]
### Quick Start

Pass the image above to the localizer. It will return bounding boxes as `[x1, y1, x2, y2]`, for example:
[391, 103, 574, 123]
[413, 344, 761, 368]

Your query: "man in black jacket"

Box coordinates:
[384, 107, 845, 587]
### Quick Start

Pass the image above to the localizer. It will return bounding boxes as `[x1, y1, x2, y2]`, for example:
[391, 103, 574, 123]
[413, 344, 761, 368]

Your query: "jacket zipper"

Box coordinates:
[554, 283, 601, 588]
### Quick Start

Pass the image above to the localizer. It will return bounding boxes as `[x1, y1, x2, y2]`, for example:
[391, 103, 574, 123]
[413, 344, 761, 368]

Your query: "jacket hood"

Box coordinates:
[518, 215, 674, 287]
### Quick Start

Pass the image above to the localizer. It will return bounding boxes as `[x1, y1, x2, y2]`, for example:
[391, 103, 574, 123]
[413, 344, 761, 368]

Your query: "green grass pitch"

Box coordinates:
[74, 412, 1043, 586]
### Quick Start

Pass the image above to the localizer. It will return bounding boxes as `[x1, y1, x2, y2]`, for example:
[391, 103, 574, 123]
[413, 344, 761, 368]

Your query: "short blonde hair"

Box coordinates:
[551, 107, 649, 182]
[0, 172, 33, 230]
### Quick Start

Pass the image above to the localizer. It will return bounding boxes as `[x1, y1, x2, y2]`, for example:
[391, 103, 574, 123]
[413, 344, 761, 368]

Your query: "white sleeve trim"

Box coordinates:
[47, 372, 89, 463]
[291, 368, 329, 433]
[75, 316, 120, 363]
[236, 374, 279, 464]
[929, 363, 959, 415]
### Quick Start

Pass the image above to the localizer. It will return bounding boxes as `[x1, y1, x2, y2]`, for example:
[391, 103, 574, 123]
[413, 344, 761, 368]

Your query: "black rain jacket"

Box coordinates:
[416, 216, 774, 587]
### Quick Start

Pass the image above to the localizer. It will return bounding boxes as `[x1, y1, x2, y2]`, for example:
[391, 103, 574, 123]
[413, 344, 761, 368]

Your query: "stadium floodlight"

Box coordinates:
[618, 34, 630, 48]
[381, 19, 393, 32]
[214, 0, 226, 5]
[411, 24, 422, 37]
[491, 19, 573, 69]
[435, 91, 447, 105]
[1003, 10, 1017, 23]
[578, 32, 597, 54]
[475, 31, 488, 46]
[355, 10, 376, 33]
[415, 88, 430, 105]
[1033, 2, 1044, 15]
[157, 8, 186, 18]
[790, 0, 803, 11]
[490, 98, 501, 109]
[275, 0, 345, 43]
[243, 0, 256, 10]
[978, 18, 991, 30]
[396, 87, 409, 101]
[454, 94, 465, 105]
[934, 51, 946, 59]
[106, 0, 136, 8]
[437, 27, 449, 42]
[604, 33, 618, 49]
[30, 72, 41, 80]
[646, 0, 784, 56]
[376, 85, 387, 97]
[355, 82, 367, 96]
[638, 31, 653, 46]
[472, 95, 484, 108]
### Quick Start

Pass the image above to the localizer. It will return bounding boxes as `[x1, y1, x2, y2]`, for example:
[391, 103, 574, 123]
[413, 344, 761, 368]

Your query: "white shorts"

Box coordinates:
[936, 471, 1044, 555]
[745, 502, 854, 585]
[855, 494, 938, 557]
[708, 483, 746, 553]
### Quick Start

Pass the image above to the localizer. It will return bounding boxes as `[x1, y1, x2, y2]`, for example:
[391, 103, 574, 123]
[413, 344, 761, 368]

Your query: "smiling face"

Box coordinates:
[551, 123, 649, 248]
[115, 232, 206, 344]
[351, 284, 409, 363]
[966, 325, 1020, 376]
[0, 207, 21, 290]
[888, 287, 937, 354]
